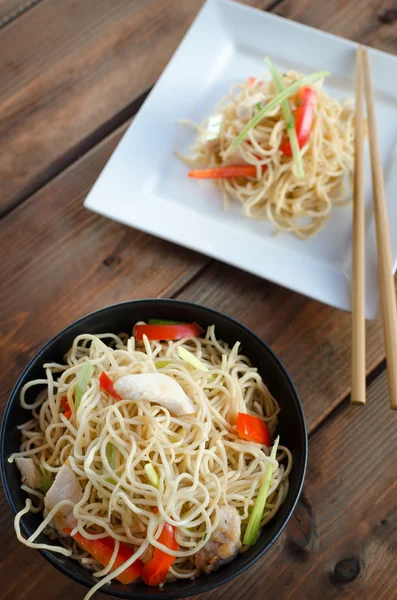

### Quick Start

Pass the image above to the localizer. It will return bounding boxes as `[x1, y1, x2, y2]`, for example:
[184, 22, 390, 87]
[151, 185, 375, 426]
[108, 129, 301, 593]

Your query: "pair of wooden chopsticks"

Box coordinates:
[351, 47, 397, 410]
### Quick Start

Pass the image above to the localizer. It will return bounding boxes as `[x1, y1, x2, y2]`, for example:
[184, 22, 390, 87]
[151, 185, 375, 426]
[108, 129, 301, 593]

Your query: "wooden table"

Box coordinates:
[1, 1, 397, 598]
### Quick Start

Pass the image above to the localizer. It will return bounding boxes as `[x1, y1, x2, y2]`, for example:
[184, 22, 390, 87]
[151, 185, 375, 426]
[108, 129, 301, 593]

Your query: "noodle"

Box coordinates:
[10, 324, 292, 598]
[179, 70, 355, 238]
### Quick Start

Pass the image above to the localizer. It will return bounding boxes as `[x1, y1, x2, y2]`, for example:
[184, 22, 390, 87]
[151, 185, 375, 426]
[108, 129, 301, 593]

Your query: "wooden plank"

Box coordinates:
[0, 0, 272, 215]
[275, 0, 397, 54]
[0, 0, 41, 28]
[0, 517, 109, 600]
[180, 369, 397, 600]
[0, 121, 207, 404]
[175, 262, 390, 432]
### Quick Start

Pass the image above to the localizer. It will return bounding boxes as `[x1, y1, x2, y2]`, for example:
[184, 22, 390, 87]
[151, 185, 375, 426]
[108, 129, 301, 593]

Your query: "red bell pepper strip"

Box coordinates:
[236, 413, 271, 446]
[60, 396, 72, 420]
[60, 396, 70, 411]
[135, 323, 203, 341]
[247, 76, 256, 86]
[63, 529, 143, 584]
[279, 87, 316, 156]
[100, 371, 122, 401]
[188, 165, 266, 179]
[141, 523, 178, 586]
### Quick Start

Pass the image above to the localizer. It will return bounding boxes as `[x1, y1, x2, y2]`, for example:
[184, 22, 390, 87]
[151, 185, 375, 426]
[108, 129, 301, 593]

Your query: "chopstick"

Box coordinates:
[362, 48, 397, 411]
[351, 47, 366, 406]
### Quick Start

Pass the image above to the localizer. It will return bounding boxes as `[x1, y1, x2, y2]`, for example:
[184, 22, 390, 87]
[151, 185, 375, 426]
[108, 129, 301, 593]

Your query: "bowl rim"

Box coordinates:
[0, 298, 308, 599]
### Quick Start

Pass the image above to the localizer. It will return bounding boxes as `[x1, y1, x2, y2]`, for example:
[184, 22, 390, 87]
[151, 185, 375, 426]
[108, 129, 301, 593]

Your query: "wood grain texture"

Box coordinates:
[175, 261, 394, 432]
[0, 519, 109, 600]
[0, 0, 272, 215]
[183, 369, 397, 600]
[0, 0, 41, 28]
[0, 121, 206, 404]
[275, 0, 397, 54]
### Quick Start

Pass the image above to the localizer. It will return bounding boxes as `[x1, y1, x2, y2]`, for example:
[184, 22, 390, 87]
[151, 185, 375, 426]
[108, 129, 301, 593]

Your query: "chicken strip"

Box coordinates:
[15, 457, 42, 489]
[114, 373, 195, 417]
[44, 463, 83, 530]
[195, 505, 242, 574]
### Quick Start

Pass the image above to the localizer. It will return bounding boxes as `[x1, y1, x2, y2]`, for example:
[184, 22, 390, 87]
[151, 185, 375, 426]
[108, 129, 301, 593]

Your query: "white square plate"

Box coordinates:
[85, 0, 397, 318]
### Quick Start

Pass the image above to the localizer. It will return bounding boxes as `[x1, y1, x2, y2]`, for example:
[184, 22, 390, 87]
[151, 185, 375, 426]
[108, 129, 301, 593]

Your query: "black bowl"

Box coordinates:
[0, 299, 307, 599]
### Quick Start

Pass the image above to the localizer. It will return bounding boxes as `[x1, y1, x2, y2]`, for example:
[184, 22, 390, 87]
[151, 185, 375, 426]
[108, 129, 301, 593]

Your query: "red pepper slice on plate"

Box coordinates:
[247, 76, 256, 86]
[99, 371, 122, 401]
[279, 87, 316, 156]
[135, 323, 203, 341]
[236, 413, 271, 446]
[63, 529, 143, 584]
[141, 523, 178, 586]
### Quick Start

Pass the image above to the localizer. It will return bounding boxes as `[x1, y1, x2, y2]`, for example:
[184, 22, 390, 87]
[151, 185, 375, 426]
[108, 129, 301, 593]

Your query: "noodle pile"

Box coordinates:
[10, 326, 292, 599]
[179, 70, 355, 238]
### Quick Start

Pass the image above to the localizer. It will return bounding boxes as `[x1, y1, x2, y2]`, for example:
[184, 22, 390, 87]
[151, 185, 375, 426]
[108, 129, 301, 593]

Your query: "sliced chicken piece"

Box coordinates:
[44, 463, 83, 530]
[15, 457, 42, 489]
[236, 92, 266, 121]
[195, 505, 242, 574]
[199, 114, 223, 148]
[114, 373, 195, 417]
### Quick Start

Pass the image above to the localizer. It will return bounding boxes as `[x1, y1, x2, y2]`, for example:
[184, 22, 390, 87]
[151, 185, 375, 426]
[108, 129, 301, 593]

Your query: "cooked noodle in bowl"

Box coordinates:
[178, 59, 355, 239]
[9, 319, 292, 599]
